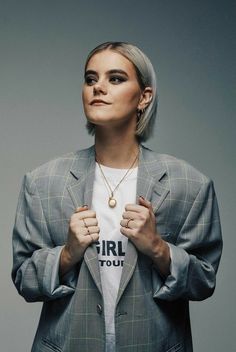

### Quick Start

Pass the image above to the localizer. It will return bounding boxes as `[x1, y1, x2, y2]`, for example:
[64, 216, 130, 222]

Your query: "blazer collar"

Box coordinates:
[67, 145, 169, 297]
[67, 144, 168, 210]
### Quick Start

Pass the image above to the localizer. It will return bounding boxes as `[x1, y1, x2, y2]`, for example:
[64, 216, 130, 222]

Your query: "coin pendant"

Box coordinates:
[108, 197, 117, 208]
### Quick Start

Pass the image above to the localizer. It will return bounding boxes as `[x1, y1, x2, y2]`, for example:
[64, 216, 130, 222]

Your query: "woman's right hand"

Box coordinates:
[60, 205, 100, 277]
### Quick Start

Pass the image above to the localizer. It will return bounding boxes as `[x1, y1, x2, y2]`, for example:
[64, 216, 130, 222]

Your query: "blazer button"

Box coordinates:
[97, 304, 103, 315]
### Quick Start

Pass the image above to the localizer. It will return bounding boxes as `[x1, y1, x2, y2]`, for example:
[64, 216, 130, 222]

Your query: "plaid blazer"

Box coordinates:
[12, 145, 222, 352]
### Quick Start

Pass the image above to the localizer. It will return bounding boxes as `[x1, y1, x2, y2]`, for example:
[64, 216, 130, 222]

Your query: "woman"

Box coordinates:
[12, 42, 222, 352]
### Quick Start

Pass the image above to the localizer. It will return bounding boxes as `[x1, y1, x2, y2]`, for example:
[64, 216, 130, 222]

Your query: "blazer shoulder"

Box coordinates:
[24, 146, 94, 190]
[150, 151, 213, 206]
[161, 154, 210, 183]
[142, 146, 211, 187]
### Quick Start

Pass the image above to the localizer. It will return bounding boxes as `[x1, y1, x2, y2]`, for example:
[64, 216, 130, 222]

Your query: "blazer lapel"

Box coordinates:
[136, 146, 169, 212]
[67, 146, 95, 208]
[67, 146, 102, 294]
[117, 146, 169, 303]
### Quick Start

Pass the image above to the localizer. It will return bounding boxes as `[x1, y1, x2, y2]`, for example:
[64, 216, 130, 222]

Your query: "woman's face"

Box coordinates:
[82, 50, 145, 130]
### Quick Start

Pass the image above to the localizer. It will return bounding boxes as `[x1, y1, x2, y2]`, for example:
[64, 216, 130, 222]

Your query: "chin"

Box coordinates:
[86, 112, 135, 129]
[86, 115, 117, 126]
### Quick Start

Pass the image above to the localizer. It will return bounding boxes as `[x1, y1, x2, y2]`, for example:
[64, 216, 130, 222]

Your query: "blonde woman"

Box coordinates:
[12, 42, 222, 352]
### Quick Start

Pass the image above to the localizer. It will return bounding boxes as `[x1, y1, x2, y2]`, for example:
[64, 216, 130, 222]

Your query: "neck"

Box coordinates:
[95, 126, 140, 168]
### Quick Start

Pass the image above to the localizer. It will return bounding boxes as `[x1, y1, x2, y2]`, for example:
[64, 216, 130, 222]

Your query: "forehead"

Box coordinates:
[86, 50, 136, 75]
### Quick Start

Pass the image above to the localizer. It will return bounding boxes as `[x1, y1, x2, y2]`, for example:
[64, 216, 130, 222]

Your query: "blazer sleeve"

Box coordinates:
[153, 179, 223, 301]
[12, 173, 78, 302]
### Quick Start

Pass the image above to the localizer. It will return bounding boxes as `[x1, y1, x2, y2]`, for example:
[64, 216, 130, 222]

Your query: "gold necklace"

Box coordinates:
[96, 153, 139, 208]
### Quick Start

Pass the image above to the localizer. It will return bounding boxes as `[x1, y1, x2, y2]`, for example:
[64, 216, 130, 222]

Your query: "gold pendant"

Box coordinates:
[108, 197, 117, 208]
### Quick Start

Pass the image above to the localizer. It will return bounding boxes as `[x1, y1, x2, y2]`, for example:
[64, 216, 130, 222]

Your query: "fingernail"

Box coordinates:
[139, 195, 145, 200]
[75, 205, 88, 213]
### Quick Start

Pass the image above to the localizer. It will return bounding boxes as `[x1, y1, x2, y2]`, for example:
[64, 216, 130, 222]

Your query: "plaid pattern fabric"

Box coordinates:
[12, 145, 222, 352]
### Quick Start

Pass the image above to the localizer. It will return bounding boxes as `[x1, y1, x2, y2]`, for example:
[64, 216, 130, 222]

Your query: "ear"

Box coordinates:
[138, 87, 153, 110]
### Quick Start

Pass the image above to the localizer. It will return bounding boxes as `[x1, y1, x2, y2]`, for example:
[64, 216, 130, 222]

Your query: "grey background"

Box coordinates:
[0, 0, 235, 351]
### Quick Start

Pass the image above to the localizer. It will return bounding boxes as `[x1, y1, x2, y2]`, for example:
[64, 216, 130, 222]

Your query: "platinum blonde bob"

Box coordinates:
[84, 41, 158, 142]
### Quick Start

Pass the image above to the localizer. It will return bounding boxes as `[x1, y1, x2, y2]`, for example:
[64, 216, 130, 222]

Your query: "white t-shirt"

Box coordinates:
[92, 163, 138, 352]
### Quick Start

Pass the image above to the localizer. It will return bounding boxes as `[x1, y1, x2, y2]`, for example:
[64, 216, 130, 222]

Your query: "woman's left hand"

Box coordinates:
[120, 196, 170, 276]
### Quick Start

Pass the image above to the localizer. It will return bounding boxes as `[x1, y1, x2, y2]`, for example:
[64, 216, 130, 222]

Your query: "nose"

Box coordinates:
[93, 80, 107, 95]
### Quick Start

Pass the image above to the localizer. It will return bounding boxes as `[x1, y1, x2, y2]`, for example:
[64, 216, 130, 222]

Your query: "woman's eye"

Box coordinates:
[85, 76, 97, 85]
[110, 76, 126, 84]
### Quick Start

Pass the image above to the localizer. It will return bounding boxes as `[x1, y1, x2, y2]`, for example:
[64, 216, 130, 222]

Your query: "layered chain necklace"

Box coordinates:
[96, 152, 139, 208]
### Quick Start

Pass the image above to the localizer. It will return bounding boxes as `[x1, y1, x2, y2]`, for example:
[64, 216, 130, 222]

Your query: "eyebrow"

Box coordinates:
[84, 69, 129, 77]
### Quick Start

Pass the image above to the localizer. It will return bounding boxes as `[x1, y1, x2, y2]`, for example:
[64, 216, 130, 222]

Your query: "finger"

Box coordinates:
[122, 211, 140, 220]
[89, 233, 99, 243]
[86, 226, 100, 234]
[120, 219, 130, 228]
[120, 226, 133, 238]
[138, 196, 153, 211]
[71, 218, 98, 228]
[74, 210, 97, 220]
[75, 226, 99, 238]
[73, 226, 90, 236]
[124, 204, 144, 213]
[120, 219, 138, 229]
[80, 218, 98, 227]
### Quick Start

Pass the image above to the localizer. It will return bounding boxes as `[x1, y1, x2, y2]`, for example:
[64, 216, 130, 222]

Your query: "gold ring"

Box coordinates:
[126, 219, 133, 228]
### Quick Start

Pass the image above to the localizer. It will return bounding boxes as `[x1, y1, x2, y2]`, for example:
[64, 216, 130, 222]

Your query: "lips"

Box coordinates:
[90, 99, 111, 105]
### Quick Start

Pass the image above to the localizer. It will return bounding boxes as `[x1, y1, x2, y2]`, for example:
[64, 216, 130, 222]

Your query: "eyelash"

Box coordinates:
[85, 76, 126, 85]
[110, 76, 126, 84]
[85, 76, 96, 85]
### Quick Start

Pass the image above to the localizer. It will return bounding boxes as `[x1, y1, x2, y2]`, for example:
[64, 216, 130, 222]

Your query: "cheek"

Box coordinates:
[82, 86, 92, 103]
[82, 89, 87, 104]
[82, 91, 91, 116]
[119, 90, 140, 108]
[118, 84, 141, 104]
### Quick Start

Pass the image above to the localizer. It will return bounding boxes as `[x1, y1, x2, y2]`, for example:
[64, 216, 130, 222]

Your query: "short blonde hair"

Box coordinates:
[84, 42, 158, 142]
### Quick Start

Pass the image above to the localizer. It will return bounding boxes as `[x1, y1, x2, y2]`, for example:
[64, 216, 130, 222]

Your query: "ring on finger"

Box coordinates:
[82, 218, 90, 234]
[82, 218, 87, 227]
[126, 218, 133, 228]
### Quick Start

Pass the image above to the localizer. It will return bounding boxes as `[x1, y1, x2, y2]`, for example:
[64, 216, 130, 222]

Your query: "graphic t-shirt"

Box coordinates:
[92, 163, 138, 352]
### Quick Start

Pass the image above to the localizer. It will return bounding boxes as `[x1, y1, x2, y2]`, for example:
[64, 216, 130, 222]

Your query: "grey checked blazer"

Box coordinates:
[12, 145, 222, 352]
